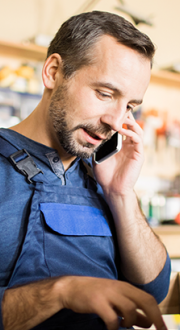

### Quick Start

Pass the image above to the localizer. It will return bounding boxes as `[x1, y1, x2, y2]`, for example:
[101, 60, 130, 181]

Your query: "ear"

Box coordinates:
[42, 53, 62, 89]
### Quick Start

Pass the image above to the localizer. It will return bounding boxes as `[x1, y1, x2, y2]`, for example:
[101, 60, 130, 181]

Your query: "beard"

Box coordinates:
[49, 84, 112, 159]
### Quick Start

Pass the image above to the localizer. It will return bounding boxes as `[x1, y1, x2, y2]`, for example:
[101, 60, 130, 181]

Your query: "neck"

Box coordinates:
[9, 96, 76, 171]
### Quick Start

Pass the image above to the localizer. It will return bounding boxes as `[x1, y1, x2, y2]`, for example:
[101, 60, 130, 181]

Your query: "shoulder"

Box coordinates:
[0, 152, 35, 231]
[0, 151, 34, 197]
[0, 152, 34, 287]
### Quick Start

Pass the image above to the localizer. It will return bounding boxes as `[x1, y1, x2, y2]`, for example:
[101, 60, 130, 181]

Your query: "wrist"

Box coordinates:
[54, 276, 71, 310]
[103, 189, 142, 228]
[103, 188, 136, 209]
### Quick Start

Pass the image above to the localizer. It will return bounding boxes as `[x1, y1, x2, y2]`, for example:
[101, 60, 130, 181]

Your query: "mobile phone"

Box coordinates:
[93, 132, 122, 164]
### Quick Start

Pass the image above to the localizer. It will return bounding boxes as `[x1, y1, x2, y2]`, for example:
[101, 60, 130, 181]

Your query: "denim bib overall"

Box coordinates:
[0, 136, 119, 330]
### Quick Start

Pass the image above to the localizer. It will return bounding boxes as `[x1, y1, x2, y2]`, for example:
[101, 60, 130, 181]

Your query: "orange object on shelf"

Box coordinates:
[122, 123, 127, 129]
[156, 122, 167, 136]
[136, 120, 144, 129]
[175, 212, 180, 225]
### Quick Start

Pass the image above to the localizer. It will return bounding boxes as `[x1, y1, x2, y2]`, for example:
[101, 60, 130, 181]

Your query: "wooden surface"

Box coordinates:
[159, 272, 180, 314]
[0, 39, 47, 61]
[150, 70, 180, 89]
[0, 40, 180, 88]
[153, 225, 180, 258]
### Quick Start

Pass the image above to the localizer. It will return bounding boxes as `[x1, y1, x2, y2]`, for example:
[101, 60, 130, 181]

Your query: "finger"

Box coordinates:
[127, 110, 135, 120]
[134, 310, 152, 328]
[95, 302, 120, 330]
[114, 298, 137, 328]
[142, 301, 167, 330]
[124, 110, 143, 131]
[123, 117, 144, 138]
[120, 127, 142, 147]
[125, 289, 167, 330]
[120, 311, 152, 329]
[119, 123, 143, 148]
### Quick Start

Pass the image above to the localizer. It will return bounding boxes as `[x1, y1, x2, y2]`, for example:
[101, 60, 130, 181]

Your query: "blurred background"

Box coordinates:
[0, 0, 180, 327]
[1, 1, 180, 225]
[1, 0, 180, 223]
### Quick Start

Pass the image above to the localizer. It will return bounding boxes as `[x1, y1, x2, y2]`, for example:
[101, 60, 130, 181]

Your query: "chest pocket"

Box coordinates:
[40, 202, 117, 279]
[40, 203, 112, 236]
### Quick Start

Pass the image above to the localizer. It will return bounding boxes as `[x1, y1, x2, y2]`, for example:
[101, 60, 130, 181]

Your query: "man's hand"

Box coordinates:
[3, 276, 167, 330]
[93, 111, 144, 197]
[61, 276, 166, 330]
[92, 111, 168, 286]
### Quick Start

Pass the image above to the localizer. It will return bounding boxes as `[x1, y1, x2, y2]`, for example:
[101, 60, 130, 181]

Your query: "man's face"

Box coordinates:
[49, 35, 151, 159]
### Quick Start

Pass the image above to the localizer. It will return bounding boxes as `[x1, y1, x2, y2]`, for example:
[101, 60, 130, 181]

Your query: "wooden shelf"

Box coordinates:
[153, 225, 180, 235]
[151, 70, 180, 89]
[0, 40, 47, 62]
[0, 40, 180, 88]
[153, 225, 180, 258]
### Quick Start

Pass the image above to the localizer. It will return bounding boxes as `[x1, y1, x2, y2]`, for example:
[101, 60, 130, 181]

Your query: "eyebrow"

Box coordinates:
[93, 81, 143, 105]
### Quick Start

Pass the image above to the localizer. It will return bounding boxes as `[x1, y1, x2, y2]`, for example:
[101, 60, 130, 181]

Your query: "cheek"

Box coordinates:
[70, 89, 102, 120]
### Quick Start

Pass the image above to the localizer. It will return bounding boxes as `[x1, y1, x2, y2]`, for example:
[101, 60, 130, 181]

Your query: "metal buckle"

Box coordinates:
[9, 149, 43, 183]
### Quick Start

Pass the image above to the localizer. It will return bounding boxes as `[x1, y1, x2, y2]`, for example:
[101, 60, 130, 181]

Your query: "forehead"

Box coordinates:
[77, 35, 151, 98]
[91, 35, 150, 74]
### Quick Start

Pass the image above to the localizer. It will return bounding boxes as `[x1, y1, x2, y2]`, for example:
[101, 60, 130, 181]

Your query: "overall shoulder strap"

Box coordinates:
[0, 135, 43, 183]
[0, 135, 19, 157]
[82, 160, 95, 180]
[81, 159, 97, 192]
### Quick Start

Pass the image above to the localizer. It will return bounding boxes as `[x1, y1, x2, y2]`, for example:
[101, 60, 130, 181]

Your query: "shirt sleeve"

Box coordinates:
[128, 252, 171, 304]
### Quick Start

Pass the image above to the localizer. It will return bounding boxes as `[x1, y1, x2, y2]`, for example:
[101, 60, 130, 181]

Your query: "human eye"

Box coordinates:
[127, 104, 134, 113]
[96, 90, 112, 99]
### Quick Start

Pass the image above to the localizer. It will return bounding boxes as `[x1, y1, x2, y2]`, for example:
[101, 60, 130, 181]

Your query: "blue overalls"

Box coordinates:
[0, 136, 120, 330]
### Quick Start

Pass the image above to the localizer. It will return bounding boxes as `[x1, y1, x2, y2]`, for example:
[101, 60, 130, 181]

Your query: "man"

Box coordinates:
[0, 11, 170, 330]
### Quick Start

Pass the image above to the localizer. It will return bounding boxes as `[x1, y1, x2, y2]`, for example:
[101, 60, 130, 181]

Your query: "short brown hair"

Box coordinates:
[47, 11, 155, 78]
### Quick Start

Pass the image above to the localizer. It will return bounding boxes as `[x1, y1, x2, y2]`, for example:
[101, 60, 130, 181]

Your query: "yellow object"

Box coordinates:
[15, 65, 34, 79]
[173, 315, 180, 324]
[0, 73, 17, 88]
[0, 66, 12, 80]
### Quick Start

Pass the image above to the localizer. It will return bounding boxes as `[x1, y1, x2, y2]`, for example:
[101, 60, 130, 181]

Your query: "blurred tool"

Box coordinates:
[115, 0, 153, 26]
[161, 62, 180, 73]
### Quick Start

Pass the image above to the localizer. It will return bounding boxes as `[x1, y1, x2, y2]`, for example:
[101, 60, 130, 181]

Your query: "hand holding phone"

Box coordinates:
[93, 132, 122, 164]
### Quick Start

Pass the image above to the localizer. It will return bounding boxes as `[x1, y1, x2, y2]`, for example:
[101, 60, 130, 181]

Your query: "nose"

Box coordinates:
[100, 104, 127, 132]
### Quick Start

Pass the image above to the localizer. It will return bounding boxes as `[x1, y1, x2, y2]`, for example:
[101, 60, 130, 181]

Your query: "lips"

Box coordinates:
[81, 128, 105, 145]
[84, 129, 101, 140]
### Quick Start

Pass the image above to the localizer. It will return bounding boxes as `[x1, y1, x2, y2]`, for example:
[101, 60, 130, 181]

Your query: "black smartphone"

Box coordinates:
[93, 132, 122, 164]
